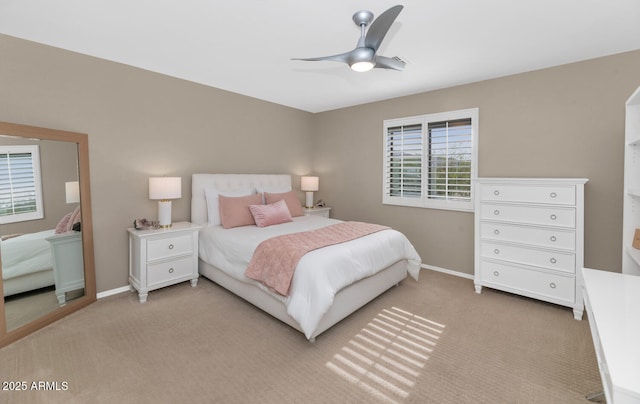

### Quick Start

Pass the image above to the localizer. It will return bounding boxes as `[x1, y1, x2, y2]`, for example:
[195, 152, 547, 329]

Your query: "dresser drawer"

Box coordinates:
[147, 255, 195, 287]
[480, 260, 575, 304]
[480, 203, 576, 228]
[147, 234, 193, 261]
[481, 242, 575, 273]
[480, 222, 575, 251]
[480, 184, 575, 205]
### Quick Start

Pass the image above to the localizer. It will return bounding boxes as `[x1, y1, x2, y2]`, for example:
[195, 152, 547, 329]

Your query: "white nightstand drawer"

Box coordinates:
[147, 234, 193, 261]
[480, 203, 576, 228]
[480, 184, 575, 205]
[147, 255, 194, 287]
[480, 260, 575, 304]
[480, 222, 576, 251]
[481, 242, 575, 273]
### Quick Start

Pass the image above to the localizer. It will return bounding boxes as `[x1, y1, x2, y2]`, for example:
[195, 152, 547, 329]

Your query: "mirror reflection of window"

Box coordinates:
[0, 144, 44, 224]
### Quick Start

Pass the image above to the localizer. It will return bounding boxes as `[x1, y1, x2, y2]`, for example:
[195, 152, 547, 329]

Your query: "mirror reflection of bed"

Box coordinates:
[0, 135, 85, 332]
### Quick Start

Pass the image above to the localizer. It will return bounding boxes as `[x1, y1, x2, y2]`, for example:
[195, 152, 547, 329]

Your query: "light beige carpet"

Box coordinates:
[0, 270, 601, 404]
[4, 288, 59, 332]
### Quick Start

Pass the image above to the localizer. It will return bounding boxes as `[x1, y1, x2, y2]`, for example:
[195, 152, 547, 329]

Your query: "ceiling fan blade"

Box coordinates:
[291, 50, 353, 64]
[364, 5, 403, 52]
[374, 55, 405, 71]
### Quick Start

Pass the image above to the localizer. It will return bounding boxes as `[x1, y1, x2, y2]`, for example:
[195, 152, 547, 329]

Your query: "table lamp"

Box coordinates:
[301, 176, 319, 208]
[149, 177, 181, 228]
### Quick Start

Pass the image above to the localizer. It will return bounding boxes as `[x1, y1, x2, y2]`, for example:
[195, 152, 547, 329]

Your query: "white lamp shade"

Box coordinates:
[149, 177, 182, 200]
[301, 176, 319, 192]
[65, 181, 80, 204]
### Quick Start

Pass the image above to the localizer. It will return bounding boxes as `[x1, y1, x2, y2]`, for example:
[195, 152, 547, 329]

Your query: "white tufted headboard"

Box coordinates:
[191, 173, 292, 226]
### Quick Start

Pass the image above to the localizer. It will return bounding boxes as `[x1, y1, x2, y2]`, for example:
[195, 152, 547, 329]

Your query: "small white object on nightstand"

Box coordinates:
[128, 221, 201, 303]
[303, 206, 331, 218]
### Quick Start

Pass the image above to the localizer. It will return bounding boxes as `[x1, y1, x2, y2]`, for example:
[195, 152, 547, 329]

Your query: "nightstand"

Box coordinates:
[303, 206, 331, 218]
[128, 221, 201, 303]
[46, 231, 84, 305]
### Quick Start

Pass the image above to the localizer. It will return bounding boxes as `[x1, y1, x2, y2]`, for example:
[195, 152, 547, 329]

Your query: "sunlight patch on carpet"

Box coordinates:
[325, 306, 445, 403]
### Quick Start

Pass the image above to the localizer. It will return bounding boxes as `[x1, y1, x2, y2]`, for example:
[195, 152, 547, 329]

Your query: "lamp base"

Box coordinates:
[305, 191, 314, 209]
[157, 200, 173, 228]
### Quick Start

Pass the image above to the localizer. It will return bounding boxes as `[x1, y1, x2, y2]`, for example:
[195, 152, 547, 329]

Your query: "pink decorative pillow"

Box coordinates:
[249, 199, 293, 228]
[55, 212, 73, 234]
[264, 191, 304, 217]
[219, 193, 263, 229]
[66, 206, 82, 231]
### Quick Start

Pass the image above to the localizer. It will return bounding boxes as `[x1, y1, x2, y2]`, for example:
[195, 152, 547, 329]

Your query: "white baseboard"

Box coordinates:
[421, 263, 473, 280]
[96, 264, 471, 299]
[97, 285, 131, 299]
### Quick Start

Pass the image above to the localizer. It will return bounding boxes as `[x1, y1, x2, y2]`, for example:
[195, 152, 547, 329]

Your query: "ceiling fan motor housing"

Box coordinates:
[352, 10, 374, 27]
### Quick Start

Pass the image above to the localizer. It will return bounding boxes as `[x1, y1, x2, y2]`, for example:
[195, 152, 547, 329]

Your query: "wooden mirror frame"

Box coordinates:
[0, 121, 96, 349]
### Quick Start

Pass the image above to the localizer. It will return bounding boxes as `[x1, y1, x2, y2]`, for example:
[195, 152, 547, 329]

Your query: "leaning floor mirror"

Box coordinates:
[0, 121, 96, 348]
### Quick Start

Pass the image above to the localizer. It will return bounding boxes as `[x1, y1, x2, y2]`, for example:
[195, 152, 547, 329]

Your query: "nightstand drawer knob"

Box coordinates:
[493, 271, 500, 277]
[168, 268, 174, 274]
[549, 258, 557, 264]
[549, 282, 557, 289]
[493, 209, 500, 216]
[168, 244, 174, 250]
[550, 214, 557, 220]
[493, 249, 500, 255]
[493, 190, 500, 196]
[550, 235, 557, 242]
[550, 192, 557, 198]
[494, 229, 500, 235]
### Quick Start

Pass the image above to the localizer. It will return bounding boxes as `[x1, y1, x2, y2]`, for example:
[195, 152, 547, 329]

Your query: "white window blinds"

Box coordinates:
[0, 145, 44, 224]
[427, 118, 472, 202]
[383, 108, 478, 211]
[385, 122, 423, 199]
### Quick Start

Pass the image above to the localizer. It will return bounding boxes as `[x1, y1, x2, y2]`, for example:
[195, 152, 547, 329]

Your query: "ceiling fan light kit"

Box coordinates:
[292, 5, 405, 72]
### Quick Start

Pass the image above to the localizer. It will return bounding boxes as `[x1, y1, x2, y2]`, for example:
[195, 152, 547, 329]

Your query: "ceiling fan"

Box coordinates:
[292, 5, 405, 72]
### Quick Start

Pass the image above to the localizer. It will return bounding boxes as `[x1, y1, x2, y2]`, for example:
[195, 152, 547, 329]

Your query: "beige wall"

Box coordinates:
[312, 50, 640, 275]
[0, 34, 314, 292]
[1, 33, 638, 293]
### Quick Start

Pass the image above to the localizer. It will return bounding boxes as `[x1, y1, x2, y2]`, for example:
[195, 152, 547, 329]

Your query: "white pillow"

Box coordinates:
[256, 185, 292, 204]
[204, 187, 255, 226]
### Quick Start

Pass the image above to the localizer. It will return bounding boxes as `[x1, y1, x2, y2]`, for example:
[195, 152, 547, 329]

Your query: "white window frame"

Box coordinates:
[382, 108, 479, 212]
[0, 145, 44, 224]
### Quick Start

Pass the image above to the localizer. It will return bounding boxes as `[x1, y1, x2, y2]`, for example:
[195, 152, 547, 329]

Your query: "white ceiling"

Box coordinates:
[1, 1, 640, 113]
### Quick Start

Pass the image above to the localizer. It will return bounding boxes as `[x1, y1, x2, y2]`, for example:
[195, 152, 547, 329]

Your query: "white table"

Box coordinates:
[582, 268, 640, 403]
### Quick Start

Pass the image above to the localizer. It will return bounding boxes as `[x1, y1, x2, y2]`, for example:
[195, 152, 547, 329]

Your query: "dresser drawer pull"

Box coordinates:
[493, 190, 500, 196]
[493, 249, 500, 255]
[549, 258, 557, 264]
[549, 282, 557, 289]
[493, 271, 500, 277]
[168, 268, 174, 274]
[550, 214, 557, 220]
[493, 209, 500, 216]
[494, 229, 500, 235]
[168, 244, 174, 250]
[550, 192, 557, 198]
[550, 235, 557, 242]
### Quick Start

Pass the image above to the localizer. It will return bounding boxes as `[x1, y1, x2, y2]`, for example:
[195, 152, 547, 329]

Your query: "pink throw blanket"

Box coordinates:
[245, 221, 390, 296]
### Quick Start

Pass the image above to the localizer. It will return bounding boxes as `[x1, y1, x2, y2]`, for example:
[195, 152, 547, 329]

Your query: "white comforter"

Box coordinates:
[199, 216, 421, 339]
[1, 229, 55, 281]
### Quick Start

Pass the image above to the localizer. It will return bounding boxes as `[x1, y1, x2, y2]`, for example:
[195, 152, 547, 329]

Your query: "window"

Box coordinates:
[0, 145, 44, 224]
[383, 108, 478, 211]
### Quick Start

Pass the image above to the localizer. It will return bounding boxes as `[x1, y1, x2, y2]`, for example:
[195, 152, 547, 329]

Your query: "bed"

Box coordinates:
[191, 173, 421, 341]
[1, 229, 55, 297]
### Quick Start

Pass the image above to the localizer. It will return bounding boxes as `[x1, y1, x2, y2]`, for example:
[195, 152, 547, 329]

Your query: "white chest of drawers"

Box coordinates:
[128, 221, 201, 303]
[474, 178, 588, 320]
